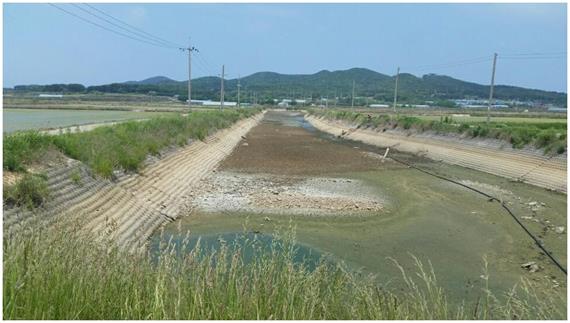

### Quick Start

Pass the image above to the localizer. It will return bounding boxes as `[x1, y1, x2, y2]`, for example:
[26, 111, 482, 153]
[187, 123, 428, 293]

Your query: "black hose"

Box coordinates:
[388, 155, 567, 276]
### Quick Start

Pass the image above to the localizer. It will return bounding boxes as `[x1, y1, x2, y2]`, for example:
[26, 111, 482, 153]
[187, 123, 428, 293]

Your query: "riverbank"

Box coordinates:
[4, 110, 264, 251]
[305, 112, 567, 192]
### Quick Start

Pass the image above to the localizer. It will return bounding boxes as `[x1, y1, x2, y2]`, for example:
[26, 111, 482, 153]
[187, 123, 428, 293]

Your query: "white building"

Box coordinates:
[38, 94, 63, 98]
[189, 99, 237, 107]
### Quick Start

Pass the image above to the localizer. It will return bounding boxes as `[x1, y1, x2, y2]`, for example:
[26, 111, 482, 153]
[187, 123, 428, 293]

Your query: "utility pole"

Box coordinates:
[392, 67, 400, 113]
[237, 75, 241, 108]
[220, 64, 225, 110]
[487, 53, 498, 124]
[334, 89, 337, 108]
[351, 80, 355, 108]
[180, 40, 198, 109]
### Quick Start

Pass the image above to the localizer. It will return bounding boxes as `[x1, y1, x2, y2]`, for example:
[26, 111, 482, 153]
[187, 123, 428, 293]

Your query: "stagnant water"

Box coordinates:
[3, 108, 171, 133]
[152, 110, 567, 303]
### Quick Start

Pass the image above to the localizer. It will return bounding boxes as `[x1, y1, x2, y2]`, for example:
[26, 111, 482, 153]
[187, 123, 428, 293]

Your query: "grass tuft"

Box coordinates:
[3, 173, 49, 209]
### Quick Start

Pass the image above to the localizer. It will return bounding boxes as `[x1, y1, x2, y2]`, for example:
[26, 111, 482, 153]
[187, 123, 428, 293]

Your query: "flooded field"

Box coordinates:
[3, 108, 173, 133]
[154, 110, 567, 302]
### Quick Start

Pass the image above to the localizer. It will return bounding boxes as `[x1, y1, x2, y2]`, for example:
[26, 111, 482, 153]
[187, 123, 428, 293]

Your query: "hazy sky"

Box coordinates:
[3, 3, 567, 92]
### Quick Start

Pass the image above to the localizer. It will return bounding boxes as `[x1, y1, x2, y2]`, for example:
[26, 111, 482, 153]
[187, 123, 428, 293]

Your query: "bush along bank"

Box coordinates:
[309, 109, 567, 155]
[3, 224, 566, 320]
[3, 109, 261, 207]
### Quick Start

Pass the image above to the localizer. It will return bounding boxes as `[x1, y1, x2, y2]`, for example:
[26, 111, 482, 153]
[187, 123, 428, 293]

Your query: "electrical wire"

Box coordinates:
[71, 3, 178, 49]
[402, 56, 493, 72]
[385, 154, 567, 275]
[48, 3, 175, 49]
[82, 3, 184, 49]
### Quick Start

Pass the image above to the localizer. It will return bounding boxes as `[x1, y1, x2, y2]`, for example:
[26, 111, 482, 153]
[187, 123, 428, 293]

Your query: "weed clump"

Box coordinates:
[3, 173, 49, 209]
[3, 131, 53, 172]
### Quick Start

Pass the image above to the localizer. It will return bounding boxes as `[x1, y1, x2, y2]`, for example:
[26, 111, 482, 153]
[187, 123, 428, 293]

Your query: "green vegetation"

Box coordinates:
[3, 109, 260, 178]
[11, 68, 567, 106]
[3, 131, 53, 172]
[311, 109, 567, 154]
[3, 223, 565, 320]
[70, 169, 82, 185]
[3, 173, 49, 209]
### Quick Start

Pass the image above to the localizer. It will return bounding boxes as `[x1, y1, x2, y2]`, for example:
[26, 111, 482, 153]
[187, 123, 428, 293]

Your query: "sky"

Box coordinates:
[3, 3, 568, 92]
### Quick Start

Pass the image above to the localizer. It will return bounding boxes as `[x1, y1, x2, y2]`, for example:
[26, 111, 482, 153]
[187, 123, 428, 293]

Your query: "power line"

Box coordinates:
[500, 56, 566, 60]
[71, 3, 178, 49]
[48, 3, 175, 49]
[402, 55, 492, 71]
[499, 51, 566, 57]
[82, 3, 184, 48]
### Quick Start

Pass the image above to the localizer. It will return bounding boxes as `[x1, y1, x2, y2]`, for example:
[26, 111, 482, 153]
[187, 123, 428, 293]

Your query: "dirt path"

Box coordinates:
[306, 114, 567, 193]
[4, 112, 265, 252]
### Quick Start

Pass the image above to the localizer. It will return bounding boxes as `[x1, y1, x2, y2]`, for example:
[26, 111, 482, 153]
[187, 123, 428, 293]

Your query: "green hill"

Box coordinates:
[11, 68, 567, 107]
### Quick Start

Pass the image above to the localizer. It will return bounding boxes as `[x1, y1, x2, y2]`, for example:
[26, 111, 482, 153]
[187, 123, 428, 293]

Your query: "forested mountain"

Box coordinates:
[11, 68, 567, 106]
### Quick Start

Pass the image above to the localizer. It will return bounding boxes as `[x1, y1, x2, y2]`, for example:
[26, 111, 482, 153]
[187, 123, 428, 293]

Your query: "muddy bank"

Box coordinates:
[4, 112, 265, 252]
[305, 114, 567, 193]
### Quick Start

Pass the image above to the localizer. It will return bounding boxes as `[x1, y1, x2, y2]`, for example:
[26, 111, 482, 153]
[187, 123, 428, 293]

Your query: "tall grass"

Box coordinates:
[3, 109, 260, 178]
[310, 109, 567, 154]
[3, 223, 565, 320]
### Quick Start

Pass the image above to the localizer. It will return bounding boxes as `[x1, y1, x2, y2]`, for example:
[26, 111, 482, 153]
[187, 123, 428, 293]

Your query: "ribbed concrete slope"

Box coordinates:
[4, 112, 264, 252]
[306, 115, 567, 193]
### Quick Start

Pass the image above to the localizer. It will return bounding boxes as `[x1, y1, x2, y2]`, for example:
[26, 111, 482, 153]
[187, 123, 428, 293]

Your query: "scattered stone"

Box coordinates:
[242, 142, 249, 146]
[528, 201, 538, 207]
[264, 216, 271, 222]
[554, 226, 565, 234]
[521, 261, 541, 273]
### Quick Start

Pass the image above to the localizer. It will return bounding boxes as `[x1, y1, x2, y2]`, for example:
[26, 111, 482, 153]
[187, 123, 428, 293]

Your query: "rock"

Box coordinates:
[242, 142, 249, 146]
[528, 201, 538, 207]
[521, 261, 535, 268]
[554, 226, 565, 234]
[521, 261, 540, 272]
[264, 216, 271, 222]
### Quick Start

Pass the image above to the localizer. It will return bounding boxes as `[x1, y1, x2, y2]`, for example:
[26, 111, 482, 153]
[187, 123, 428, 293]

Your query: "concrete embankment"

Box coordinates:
[4, 112, 265, 252]
[305, 114, 567, 193]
